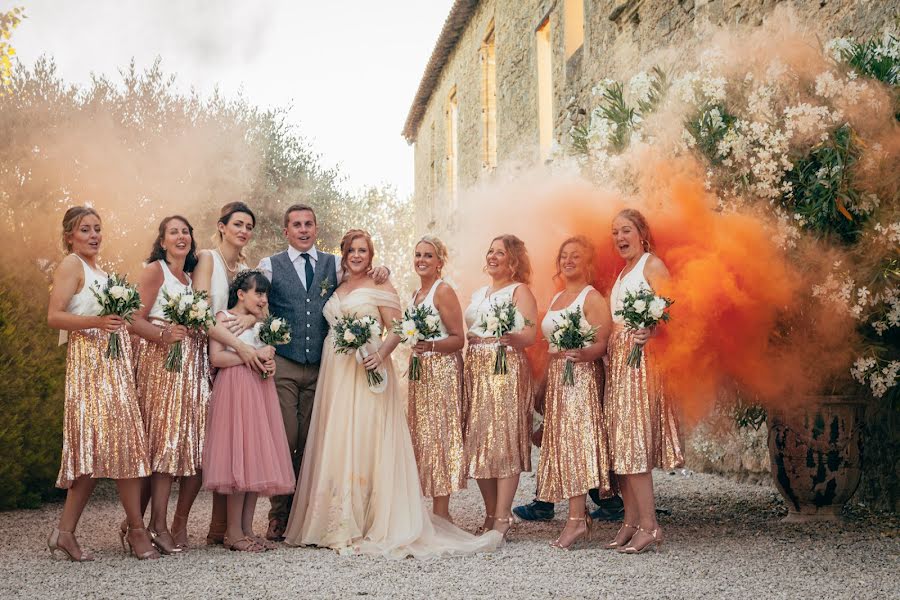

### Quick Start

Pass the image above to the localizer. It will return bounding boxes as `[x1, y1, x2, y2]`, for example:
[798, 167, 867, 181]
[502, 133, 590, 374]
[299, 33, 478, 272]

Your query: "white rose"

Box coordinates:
[632, 299, 647, 313]
[498, 310, 510, 323]
[401, 320, 419, 340]
[424, 314, 440, 329]
[195, 299, 209, 313]
[513, 311, 525, 331]
[270, 319, 282, 332]
[108, 285, 127, 300]
[485, 315, 500, 333]
[649, 298, 667, 320]
[178, 295, 193, 311]
[369, 322, 381, 338]
[343, 329, 357, 343]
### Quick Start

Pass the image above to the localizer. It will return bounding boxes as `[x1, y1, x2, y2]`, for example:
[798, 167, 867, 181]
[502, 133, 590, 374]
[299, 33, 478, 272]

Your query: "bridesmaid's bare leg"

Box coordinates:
[552, 494, 588, 548]
[148, 473, 178, 553]
[492, 474, 520, 535]
[171, 473, 202, 547]
[208, 492, 227, 543]
[115, 477, 158, 558]
[623, 472, 661, 550]
[225, 492, 246, 543]
[475, 478, 497, 531]
[610, 474, 639, 547]
[55, 475, 98, 559]
[432, 495, 452, 522]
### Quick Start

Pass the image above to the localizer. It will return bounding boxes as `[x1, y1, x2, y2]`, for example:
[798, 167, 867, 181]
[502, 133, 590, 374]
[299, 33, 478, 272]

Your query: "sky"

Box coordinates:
[11, 0, 454, 199]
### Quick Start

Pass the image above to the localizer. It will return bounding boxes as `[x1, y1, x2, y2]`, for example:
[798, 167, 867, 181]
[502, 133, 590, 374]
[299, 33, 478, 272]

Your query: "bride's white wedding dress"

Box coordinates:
[284, 287, 503, 558]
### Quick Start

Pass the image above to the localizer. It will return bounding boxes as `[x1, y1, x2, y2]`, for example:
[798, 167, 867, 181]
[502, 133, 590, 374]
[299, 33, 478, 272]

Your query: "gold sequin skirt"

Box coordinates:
[463, 341, 533, 479]
[133, 328, 211, 476]
[57, 328, 151, 488]
[536, 356, 611, 502]
[605, 326, 684, 474]
[407, 350, 466, 497]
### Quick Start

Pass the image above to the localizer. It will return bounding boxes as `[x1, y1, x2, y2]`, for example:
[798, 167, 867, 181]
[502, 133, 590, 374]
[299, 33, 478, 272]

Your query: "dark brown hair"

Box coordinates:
[147, 215, 199, 272]
[283, 203, 316, 228]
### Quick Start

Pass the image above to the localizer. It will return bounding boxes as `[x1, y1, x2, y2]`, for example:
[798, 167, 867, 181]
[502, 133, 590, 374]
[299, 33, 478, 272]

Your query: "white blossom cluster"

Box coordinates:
[851, 356, 900, 398]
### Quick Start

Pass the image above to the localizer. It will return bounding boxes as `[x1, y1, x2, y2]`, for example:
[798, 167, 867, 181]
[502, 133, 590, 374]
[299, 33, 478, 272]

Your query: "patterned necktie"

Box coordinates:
[300, 252, 314, 290]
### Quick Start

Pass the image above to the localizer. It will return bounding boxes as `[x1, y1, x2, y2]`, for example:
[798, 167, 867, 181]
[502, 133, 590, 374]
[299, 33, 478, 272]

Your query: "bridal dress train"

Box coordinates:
[283, 287, 503, 559]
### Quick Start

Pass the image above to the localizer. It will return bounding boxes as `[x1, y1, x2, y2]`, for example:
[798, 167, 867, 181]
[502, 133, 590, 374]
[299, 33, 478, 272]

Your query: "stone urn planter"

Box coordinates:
[767, 396, 865, 523]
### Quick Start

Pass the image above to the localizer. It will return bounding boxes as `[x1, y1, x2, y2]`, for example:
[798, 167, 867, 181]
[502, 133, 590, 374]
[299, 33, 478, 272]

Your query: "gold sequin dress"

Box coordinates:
[406, 280, 466, 497]
[536, 286, 611, 502]
[462, 283, 534, 479]
[57, 256, 150, 488]
[606, 254, 684, 474]
[132, 261, 211, 477]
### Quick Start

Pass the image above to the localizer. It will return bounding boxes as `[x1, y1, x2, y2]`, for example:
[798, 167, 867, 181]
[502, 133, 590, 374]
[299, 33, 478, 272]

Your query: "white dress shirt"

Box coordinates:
[258, 245, 341, 290]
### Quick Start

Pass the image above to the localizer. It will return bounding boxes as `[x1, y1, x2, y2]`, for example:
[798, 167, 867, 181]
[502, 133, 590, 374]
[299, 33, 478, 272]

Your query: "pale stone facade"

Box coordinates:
[404, 0, 896, 234]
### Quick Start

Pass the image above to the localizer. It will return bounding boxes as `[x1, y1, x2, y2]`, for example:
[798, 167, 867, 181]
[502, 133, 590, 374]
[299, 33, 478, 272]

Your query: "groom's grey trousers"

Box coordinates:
[268, 355, 319, 522]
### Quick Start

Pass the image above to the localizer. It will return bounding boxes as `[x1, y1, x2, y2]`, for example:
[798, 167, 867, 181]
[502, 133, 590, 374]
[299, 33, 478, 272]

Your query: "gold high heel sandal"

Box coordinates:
[620, 526, 663, 554]
[148, 527, 182, 555]
[47, 529, 94, 562]
[493, 516, 517, 541]
[474, 514, 495, 536]
[604, 522, 637, 550]
[123, 527, 161, 560]
[550, 510, 592, 551]
[171, 512, 190, 550]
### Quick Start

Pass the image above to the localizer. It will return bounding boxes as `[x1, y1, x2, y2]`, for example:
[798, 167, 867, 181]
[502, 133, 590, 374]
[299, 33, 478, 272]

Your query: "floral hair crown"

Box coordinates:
[230, 268, 265, 291]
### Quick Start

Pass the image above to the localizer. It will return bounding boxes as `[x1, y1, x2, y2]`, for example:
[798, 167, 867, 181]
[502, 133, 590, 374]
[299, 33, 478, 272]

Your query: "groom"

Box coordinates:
[260, 204, 388, 541]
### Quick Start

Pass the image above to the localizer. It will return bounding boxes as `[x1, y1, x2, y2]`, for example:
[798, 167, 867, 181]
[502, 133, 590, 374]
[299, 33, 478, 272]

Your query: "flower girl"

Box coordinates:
[202, 270, 295, 552]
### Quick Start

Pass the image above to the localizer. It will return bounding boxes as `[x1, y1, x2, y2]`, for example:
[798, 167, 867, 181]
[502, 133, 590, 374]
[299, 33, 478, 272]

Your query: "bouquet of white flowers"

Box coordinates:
[478, 299, 532, 375]
[90, 274, 142, 359]
[549, 305, 599, 386]
[257, 314, 291, 379]
[392, 304, 443, 381]
[614, 284, 673, 368]
[161, 289, 216, 372]
[333, 313, 385, 389]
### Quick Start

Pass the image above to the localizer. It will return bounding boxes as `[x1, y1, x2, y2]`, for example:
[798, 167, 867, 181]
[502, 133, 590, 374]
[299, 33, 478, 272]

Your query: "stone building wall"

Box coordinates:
[409, 0, 896, 234]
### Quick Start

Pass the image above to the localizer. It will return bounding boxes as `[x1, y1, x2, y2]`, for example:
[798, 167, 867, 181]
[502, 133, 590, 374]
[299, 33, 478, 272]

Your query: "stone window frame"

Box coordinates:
[480, 19, 498, 173]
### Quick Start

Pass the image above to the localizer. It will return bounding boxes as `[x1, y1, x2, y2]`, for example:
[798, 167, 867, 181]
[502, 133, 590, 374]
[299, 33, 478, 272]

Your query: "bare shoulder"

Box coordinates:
[373, 280, 398, 295]
[584, 288, 607, 309]
[435, 281, 459, 302]
[196, 249, 214, 265]
[513, 283, 537, 302]
[644, 254, 670, 279]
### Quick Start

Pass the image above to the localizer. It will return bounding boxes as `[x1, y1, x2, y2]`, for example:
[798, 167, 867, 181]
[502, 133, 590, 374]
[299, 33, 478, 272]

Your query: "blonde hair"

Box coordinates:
[417, 235, 449, 274]
[615, 208, 655, 253]
[490, 234, 532, 284]
[61, 206, 100, 253]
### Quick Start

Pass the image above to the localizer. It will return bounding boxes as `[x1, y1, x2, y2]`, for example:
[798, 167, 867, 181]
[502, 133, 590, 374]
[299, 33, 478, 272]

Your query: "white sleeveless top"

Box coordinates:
[541, 285, 595, 348]
[209, 249, 248, 315]
[464, 282, 521, 338]
[59, 255, 107, 344]
[410, 279, 449, 341]
[218, 310, 264, 351]
[610, 253, 651, 325]
[147, 260, 192, 321]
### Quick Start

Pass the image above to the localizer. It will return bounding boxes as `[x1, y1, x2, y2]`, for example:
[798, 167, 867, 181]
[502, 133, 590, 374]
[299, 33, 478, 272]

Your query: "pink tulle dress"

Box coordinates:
[202, 312, 295, 496]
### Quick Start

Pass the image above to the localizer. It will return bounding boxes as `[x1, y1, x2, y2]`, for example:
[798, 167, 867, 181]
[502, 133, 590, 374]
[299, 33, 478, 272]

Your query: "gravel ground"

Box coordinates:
[2, 453, 898, 600]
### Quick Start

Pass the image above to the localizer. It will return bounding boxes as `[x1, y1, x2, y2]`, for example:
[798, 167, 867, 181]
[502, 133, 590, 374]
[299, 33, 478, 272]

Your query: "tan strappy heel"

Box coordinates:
[620, 526, 663, 554]
[550, 510, 592, 551]
[47, 529, 94, 562]
[493, 515, 517, 541]
[475, 514, 495, 536]
[604, 522, 637, 549]
[124, 527, 161, 560]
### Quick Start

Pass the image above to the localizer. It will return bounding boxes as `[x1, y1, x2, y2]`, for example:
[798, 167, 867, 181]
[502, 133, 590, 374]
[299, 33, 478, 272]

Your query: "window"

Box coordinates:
[446, 87, 459, 212]
[481, 23, 497, 171]
[564, 0, 584, 59]
[536, 17, 553, 161]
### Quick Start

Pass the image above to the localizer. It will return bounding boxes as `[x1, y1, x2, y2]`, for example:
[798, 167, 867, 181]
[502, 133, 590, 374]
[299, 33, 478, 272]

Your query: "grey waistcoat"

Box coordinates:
[267, 250, 337, 364]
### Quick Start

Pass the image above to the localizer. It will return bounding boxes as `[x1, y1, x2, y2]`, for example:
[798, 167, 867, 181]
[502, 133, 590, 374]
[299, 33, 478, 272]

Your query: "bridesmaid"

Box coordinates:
[405, 236, 466, 521]
[463, 234, 537, 539]
[605, 209, 683, 554]
[129, 215, 211, 555]
[47, 206, 158, 561]
[191, 201, 267, 547]
[536, 236, 613, 550]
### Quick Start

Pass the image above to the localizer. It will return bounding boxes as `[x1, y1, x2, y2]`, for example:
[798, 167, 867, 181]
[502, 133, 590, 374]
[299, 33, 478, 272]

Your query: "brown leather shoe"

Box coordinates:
[265, 518, 286, 542]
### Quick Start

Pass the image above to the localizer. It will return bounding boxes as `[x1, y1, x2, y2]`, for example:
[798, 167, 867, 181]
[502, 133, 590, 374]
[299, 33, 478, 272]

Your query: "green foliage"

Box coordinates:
[684, 105, 738, 166]
[0, 257, 66, 509]
[636, 66, 669, 116]
[0, 6, 25, 96]
[830, 30, 900, 120]
[785, 124, 868, 243]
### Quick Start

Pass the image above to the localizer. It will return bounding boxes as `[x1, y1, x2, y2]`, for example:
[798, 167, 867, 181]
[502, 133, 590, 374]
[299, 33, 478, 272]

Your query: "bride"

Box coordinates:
[284, 229, 503, 558]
